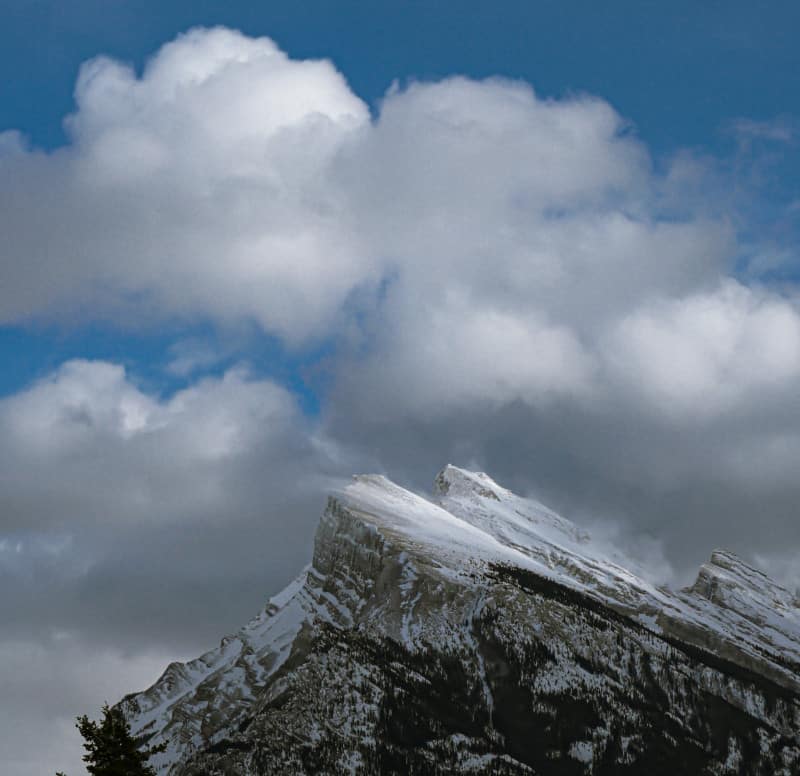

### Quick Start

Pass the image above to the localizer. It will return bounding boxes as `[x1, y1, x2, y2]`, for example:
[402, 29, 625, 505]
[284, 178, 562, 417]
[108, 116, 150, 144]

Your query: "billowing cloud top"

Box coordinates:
[5, 26, 792, 424]
[1, 27, 372, 341]
[3, 27, 800, 536]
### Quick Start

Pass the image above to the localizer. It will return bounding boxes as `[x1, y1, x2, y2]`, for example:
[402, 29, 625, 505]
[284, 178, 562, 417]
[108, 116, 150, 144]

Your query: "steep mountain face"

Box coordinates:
[120, 467, 800, 775]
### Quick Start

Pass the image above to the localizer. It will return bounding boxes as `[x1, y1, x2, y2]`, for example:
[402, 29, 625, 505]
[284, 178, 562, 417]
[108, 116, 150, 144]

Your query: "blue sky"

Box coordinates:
[3, 1, 799, 152]
[3, 5, 800, 774]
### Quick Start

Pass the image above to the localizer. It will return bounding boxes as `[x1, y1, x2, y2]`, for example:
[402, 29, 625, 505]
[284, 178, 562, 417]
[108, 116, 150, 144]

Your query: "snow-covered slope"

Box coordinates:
[121, 466, 800, 775]
[434, 466, 800, 690]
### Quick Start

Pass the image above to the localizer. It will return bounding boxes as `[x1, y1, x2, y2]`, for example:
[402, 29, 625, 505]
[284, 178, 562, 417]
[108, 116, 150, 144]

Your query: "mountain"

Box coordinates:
[120, 466, 800, 775]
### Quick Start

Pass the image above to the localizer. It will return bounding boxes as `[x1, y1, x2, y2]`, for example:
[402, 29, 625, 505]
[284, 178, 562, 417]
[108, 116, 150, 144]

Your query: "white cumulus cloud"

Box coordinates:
[0, 27, 372, 341]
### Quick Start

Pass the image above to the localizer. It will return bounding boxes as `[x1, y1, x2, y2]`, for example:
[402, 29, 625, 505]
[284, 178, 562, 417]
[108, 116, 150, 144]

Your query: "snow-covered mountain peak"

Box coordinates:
[335, 471, 526, 572]
[338, 467, 596, 579]
[433, 464, 504, 501]
[689, 548, 800, 627]
[330, 468, 800, 688]
[434, 464, 593, 555]
[338, 468, 800, 691]
[706, 548, 783, 586]
[120, 466, 800, 775]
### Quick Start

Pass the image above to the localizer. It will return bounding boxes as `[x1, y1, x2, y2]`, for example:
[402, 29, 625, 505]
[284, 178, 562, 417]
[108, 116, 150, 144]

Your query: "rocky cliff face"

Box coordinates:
[120, 467, 800, 775]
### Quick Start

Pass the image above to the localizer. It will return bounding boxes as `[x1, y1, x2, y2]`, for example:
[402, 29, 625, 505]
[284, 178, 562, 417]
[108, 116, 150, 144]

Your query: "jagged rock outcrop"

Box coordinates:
[120, 466, 800, 774]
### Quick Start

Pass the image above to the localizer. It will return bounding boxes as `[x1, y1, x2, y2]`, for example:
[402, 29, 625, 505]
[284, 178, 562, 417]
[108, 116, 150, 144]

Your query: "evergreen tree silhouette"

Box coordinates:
[57, 703, 166, 776]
